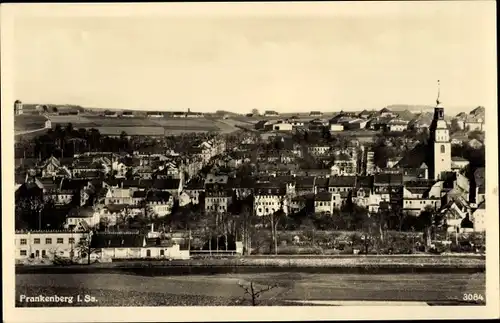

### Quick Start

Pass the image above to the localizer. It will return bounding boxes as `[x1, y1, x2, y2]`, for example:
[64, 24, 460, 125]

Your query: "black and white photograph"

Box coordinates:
[2, 1, 498, 322]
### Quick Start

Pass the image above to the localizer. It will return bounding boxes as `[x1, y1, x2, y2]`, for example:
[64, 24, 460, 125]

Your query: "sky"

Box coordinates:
[9, 2, 497, 114]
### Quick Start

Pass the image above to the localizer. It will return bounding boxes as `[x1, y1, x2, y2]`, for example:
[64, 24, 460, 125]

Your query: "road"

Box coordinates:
[15, 127, 48, 137]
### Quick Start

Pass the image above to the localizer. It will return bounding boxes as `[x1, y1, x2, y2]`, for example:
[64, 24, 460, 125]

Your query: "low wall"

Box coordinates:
[16, 255, 485, 275]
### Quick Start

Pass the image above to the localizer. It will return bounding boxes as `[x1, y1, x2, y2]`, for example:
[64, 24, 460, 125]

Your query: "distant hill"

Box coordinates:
[385, 104, 435, 113]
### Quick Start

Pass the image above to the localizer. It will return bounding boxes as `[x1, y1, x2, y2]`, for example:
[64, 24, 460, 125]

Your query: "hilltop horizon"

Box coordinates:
[17, 101, 481, 116]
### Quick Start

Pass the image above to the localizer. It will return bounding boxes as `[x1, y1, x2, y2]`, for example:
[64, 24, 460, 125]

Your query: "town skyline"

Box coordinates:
[11, 2, 495, 114]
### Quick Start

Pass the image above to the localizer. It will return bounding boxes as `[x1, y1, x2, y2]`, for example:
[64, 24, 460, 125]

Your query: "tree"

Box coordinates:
[266, 208, 286, 255]
[419, 205, 445, 251]
[75, 231, 100, 264]
[238, 281, 279, 306]
[251, 109, 259, 116]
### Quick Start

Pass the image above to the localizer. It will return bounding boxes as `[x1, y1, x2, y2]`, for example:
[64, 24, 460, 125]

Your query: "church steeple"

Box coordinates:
[428, 79, 451, 180]
[436, 79, 441, 106]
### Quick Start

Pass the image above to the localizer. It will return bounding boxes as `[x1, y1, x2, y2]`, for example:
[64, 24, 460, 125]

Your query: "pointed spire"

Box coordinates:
[436, 79, 441, 106]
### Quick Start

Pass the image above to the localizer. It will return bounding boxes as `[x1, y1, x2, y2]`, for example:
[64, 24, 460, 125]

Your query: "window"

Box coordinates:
[69, 238, 75, 244]
[33, 238, 40, 244]
[440, 145, 445, 153]
[57, 238, 64, 244]
[20, 250, 27, 256]
[42, 250, 47, 258]
[45, 238, 52, 244]
[160, 250, 164, 256]
[20, 239, 27, 245]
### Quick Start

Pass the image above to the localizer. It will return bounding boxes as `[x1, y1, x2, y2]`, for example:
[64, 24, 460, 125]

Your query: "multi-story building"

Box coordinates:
[15, 230, 86, 262]
[253, 182, 288, 217]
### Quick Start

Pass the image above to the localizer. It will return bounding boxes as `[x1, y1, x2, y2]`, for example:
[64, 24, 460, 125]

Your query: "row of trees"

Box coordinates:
[16, 123, 227, 160]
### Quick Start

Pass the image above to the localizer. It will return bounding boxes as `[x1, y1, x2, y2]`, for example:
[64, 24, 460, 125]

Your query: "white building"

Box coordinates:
[402, 181, 443, 216]
[253, 186, 288, 216]
[15, 230, 86, 262]
[330, 123, 344, 132]
[472, 201, 486, 232]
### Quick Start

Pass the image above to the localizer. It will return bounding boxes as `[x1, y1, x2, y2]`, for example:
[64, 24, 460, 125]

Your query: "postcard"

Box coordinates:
[1, 1, 498, 322]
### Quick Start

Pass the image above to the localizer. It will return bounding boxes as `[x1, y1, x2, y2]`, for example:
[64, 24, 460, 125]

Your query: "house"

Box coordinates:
[97, 204, 134, 227]
[111, 160, 128, 178]
[294, 176, 316, 196]
[358, 110, 372, 119]
[253, 182, 288, 216]
[40, 156, 62, 178]
[172, 111, 187, 118]
[105, 186, 132, 205]
[451, 157, 470, 173]
[72, 159, 106, 178]
[14, 100, 24, 115]
[351, 176, 374, 209]
[155, 161, 181, 179]
[183, 179, 205, 205]
[90, 232, 145, 260]
[205, 175, 232, 213]
[264, 110, 279, 117]
[314, 192, 340, 214]
[373, 173, 403, 203]
[385, 119, 408, 132]
[308, 145, 331, 157]
[450, 133, 469, 145]
[472, 201, 486, 232]
[269, 121, 293, 132]
[467, 139, 484, 149]
[344, 119, 368, 130]
[329, 123, 344, 132]
[327, 176, 356, 203]
[186, 111, 204, 118]
[151, 178, 182, 196]
[147, 111, 164, 118]
[402, 167, 428, 181]
[15, 230, 86, 262]
[121, 111, 135, 117]
[439, 201, 471, 233]
[65, 206, 100, 230]
[146, 191, 174, 217]
[386, 157, 403, 168]
[402, 180, 442, 216]
[311, 177, 328, 193]
[290, 195, 308, 214]
[471, 168, 485, 205]
[104, 110, 118, 117]
[296, 169, 330, 178]
[331, 154, 357, 176]
[379, 108, 395, 118]
[310, 111, 323, 117]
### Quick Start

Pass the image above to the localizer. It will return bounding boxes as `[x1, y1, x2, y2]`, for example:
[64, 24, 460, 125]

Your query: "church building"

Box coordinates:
[394, 81, 452, 180]
[428, 81, 452, 180]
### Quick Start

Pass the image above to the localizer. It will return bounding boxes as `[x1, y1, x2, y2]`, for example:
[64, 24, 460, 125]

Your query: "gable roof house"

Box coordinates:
[91, 232, 146, 261]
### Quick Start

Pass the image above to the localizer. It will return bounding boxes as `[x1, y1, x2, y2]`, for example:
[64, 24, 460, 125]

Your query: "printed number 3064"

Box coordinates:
[463, 293, 485, 302]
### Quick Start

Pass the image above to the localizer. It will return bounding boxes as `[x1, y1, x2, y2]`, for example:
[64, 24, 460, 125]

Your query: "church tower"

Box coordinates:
[428, 80, 451, 180]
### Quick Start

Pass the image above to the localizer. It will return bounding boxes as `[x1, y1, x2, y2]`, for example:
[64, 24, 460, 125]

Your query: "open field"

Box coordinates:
[41, 114, 236, 135]
[14, 115, 47, 132]
[15, 272, 485, 306]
